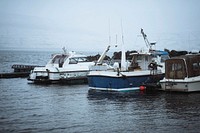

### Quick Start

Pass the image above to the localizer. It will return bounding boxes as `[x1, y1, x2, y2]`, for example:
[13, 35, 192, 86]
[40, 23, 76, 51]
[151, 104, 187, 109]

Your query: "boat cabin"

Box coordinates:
[129, 53, 152, 70]
[47, 53, 90, 68]
[165, 54, 200, 79]
[129, 50, 169, 71]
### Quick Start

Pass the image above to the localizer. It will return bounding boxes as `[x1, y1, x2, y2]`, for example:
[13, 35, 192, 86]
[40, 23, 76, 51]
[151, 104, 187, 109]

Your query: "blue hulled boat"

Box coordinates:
[87, 29, 169, 92]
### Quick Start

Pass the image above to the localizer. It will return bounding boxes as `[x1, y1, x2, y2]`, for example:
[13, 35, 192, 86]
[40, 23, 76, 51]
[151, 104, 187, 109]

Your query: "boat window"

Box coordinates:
[77, 57, 88, 62]
[130, 56, 140, 70]
[136, 55, 142, 61]
[71, 57, 88, 62]
[161, 55, 170, 62]
[52, 55, 59, 64]
[152, 54, 157, 58]
[76, 58, 82, 62]
[59, 56, 66, 67]
[191, 62, 200, 76]
[80, 57, 88, 62]
[52, 55, 68, 64]
[166, 60, 186, 79]
[193, 62, 199, 70]
[145, 56, 149, 62]
[69, 58, 78, 64]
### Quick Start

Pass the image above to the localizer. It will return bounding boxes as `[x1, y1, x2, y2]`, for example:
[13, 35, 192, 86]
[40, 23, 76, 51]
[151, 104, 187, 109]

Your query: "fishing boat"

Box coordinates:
[87, 29, 169, 92]
[28, 49, 94, 84]
[160, 54, 200, 92]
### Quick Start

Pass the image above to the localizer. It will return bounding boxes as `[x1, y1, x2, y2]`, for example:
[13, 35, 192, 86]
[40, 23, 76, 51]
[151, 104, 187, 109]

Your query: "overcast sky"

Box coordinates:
[0, 0, 199, 52]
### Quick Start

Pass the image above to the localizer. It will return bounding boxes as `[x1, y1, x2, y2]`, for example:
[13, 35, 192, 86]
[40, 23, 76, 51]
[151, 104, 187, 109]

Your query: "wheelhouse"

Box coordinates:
[130, 53, 152, 70]
[165, 54, 200, 79]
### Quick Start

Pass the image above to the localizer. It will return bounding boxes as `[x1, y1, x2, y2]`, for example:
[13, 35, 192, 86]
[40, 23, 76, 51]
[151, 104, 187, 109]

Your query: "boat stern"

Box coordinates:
[27, 67, 60, 83]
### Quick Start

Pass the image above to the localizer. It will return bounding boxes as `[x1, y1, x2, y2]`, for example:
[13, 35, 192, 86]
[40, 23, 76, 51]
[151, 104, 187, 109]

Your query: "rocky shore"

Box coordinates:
[87, 49, 199, 61]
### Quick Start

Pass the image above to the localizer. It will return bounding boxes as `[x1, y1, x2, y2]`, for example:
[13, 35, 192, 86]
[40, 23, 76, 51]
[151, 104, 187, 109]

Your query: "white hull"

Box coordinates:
[160, 76, 200, 92]
[28, 70, 89, 83]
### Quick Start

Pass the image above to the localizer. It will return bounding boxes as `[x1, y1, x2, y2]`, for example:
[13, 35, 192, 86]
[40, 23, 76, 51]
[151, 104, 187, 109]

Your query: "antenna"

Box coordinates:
[115, 34, 118, 47]
[108, 19, 111, 44]
[62, 47, 67, 54]
[121, 20, 124, 45]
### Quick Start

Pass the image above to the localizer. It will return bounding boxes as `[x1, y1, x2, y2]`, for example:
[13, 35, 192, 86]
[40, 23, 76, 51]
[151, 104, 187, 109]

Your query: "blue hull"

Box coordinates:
[88, 74, 164, 91]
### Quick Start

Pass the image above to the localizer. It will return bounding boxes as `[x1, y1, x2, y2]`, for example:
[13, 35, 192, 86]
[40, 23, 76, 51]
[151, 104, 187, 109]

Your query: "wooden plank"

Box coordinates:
[0, 72, 30, 78]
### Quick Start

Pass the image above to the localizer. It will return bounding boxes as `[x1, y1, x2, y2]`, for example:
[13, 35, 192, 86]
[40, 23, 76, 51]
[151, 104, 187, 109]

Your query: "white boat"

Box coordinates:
[87, 29, 169, 92]
[28, 50, 94, 84]
[160, 54, 200, 92]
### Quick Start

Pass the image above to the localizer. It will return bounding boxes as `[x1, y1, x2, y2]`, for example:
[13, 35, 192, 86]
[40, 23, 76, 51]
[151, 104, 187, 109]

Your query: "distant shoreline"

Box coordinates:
[1, 48, 199, 59]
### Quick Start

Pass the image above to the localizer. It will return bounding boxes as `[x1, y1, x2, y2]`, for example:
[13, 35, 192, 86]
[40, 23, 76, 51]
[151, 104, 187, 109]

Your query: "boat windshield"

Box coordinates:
[69, 57, 89, 64]
[165, 59, 186, 79]
[75, 57, 89, 62]
[52, 54, 68, 65]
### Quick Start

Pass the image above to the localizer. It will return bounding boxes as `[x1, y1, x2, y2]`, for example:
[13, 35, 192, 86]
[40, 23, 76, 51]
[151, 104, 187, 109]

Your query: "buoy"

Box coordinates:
[140, 86, 146, 91]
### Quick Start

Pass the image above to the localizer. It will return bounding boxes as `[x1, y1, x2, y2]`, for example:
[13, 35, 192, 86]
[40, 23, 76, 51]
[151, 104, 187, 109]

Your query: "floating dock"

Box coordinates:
[12, 64, 41, 72]
[0, 64, 43, 78]
[0, 72, 30, 78]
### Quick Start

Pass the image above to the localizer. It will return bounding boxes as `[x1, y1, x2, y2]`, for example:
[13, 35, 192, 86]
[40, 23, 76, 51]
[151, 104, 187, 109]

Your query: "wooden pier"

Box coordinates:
[12, 64, 41, 72]
[0, 64, 43, 78]
[0, 72, 30, 78]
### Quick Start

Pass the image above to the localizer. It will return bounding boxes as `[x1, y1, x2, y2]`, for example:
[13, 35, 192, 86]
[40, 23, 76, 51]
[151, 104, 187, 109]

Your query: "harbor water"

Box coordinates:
[0, 50, 200, 133]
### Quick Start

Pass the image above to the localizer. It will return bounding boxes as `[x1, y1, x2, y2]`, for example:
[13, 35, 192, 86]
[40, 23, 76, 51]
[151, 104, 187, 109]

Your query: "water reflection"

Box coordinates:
[87, 89, 200, 132]
[88, 89, 140, 100]
[164, 92, 200, 116]
[87, 89, 162, 102]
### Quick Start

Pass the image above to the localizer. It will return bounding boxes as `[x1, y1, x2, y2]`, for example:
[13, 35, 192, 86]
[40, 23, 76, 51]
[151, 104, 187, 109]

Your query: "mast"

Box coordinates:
[120, 20, 126, 71]
[109, 19, 111, 45]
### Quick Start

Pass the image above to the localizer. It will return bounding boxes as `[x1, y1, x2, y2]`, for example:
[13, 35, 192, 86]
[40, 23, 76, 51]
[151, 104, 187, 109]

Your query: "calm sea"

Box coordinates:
[0, 50, 200, 133]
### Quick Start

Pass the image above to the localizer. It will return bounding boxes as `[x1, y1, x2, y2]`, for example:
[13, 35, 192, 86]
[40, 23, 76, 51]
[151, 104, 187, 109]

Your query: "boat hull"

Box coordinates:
[28, 70, 89, 84]
[88, 71, 164, 92]
[160, 76, 200, 92]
